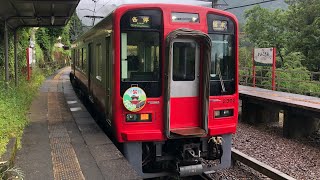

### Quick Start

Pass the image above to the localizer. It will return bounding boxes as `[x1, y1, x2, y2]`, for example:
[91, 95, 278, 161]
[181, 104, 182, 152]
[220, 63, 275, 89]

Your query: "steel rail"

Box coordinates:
[231, 148, 296, 180]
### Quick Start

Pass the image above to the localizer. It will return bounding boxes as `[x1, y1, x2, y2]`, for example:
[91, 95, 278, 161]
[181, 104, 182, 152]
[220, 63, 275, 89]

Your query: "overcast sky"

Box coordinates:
[76, 0, 212, 26]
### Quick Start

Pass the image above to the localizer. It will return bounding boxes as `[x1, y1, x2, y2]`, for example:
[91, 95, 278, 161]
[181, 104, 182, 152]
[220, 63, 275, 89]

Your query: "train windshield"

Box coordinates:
[209, 34, 236, 95]
[121, 31, 160, 82]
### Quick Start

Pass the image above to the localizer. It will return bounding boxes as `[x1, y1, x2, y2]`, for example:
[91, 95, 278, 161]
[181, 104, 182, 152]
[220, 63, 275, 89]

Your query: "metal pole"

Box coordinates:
[272, 47, 276, 91]
[4, 21, 9, 83]
[14, 29, 18, 86]
[212, 0, 218, 8]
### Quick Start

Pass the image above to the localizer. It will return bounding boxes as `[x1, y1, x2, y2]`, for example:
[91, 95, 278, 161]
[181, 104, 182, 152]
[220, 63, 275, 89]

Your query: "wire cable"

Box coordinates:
[95, 0, 113, 13]
[224, 0, 277, 10]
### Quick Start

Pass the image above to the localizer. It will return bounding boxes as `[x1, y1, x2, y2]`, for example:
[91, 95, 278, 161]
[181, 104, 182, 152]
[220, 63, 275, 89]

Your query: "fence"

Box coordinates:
[240, 67, 320, 97]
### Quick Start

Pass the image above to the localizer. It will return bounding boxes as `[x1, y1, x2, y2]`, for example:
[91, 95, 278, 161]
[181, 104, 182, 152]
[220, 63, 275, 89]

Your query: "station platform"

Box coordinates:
[15, 67, 141, 180]
[239, 85, 320, 138]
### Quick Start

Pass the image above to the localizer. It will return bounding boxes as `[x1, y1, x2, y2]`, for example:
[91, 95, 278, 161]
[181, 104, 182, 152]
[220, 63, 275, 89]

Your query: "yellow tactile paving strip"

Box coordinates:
[47, 72, 85, 180]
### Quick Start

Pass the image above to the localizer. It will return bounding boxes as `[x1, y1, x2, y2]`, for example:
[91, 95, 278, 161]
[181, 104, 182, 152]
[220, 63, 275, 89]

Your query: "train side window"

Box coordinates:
[89, 44, 94, 76]
[96, 44, 102, 81]
[77, 49, 81, 68]
[80, 48, 83, 70]
[83, 48, 87, 74]
[75, 49, 78, 68]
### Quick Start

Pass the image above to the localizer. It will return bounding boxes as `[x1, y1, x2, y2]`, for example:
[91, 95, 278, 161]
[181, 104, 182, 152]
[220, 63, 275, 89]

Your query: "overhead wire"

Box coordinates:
[95, 0, 113, 13]
[224, 0, 278, 10]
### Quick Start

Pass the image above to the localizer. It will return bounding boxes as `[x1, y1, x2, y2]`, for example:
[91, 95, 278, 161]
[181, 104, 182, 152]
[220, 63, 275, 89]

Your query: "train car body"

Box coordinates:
[71, 4, 238, 178]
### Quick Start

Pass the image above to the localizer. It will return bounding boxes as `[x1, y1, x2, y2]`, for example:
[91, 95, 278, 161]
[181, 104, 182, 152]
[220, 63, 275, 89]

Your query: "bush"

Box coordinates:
[0, 67, 45, 156]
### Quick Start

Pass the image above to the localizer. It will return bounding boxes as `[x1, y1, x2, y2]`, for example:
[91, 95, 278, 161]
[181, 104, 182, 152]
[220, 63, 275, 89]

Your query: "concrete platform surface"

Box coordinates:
[15, 67, 141, 180]
[239, 85, 320, 112]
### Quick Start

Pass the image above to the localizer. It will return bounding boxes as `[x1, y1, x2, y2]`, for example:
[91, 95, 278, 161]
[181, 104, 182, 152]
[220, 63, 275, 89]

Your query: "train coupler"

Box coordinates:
[207, 136, 224, 162]
[176, 143, 204, 176]
[178, 163, 203, 177]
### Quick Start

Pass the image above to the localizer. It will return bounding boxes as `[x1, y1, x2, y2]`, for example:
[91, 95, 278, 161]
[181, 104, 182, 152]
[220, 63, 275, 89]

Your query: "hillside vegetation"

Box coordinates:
[240, 0, 320, 96]
[0, 15, 76, 156]
[224, 0, 288, 23]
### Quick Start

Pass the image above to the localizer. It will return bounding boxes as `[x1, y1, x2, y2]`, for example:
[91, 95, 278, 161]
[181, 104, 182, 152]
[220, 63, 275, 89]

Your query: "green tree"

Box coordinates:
[285, 0, 320, 71]
[36, 28, 51, 62]
[244, 6, 287, 64]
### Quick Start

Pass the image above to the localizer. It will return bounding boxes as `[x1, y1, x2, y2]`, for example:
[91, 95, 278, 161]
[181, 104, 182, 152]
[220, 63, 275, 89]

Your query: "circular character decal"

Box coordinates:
[123, 87, 147, 112]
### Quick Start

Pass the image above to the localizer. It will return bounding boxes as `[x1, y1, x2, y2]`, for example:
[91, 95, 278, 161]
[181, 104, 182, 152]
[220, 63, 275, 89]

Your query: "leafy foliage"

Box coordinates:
[243, 1, 320, 71]
[241, 2, 320, 96]
[0, 161, 24, 180]
[0, 68, 45, 156]
[285, 0, 320, 71]
[68, 12, 85, 42]
[0, 27, 31, 78]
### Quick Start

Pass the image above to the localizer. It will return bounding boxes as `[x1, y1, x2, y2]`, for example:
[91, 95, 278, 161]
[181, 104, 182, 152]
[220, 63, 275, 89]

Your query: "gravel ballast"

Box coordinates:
[226, 122, 320, 179]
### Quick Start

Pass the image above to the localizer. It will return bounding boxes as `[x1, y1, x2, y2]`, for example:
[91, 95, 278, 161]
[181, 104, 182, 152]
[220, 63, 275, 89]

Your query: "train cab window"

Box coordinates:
[120, 9, 162, 97]
[210, 34, 234, 78]
[172, 42, 196, 81]
[209, 34, 235, 95]
[121, 31, 160, 82]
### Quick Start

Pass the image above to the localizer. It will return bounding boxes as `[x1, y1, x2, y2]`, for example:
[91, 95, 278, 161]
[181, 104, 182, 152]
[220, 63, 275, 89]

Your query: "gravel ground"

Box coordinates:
[212, 162, 270, 180]
[229, 121, 320, 180]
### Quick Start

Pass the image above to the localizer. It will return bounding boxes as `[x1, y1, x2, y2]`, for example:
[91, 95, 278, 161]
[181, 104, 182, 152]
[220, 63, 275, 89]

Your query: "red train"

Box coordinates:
[70, 4, 238, 178]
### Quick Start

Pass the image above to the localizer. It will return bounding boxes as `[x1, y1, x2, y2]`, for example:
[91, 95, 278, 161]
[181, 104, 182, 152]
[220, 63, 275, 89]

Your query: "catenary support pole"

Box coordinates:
[14, 29, 18, 86]
[212, 0, 218, 8]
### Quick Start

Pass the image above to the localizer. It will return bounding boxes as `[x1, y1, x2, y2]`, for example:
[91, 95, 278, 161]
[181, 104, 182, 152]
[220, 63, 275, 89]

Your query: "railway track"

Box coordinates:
[231, 148, 295, 180]
[196, 148, 296, 180]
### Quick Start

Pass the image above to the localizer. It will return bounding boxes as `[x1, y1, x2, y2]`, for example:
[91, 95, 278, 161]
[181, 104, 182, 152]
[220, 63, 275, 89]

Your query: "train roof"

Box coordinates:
[72, 3, 238, 47]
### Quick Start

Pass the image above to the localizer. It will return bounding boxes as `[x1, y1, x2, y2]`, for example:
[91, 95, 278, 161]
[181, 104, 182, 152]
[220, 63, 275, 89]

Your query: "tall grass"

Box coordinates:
[0, 67, 45, 156]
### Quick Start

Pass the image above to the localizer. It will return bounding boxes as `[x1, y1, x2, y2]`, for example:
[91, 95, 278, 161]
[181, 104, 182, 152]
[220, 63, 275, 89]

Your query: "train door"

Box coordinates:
[105, 37, 112, 126]
[169, 39, 204, 136]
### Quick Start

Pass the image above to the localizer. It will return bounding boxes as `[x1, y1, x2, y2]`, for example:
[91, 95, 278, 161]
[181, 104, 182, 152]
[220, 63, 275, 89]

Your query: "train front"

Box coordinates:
[113, 4, 238, 178]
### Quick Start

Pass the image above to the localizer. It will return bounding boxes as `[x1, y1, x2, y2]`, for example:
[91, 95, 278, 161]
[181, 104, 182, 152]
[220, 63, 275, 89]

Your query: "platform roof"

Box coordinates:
[0, 0, 80, 29]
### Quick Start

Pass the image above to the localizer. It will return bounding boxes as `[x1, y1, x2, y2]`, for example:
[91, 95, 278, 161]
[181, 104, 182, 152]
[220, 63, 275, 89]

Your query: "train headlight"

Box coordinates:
[214, 109, 234, 118]
[126, 114, 137, 121]
[126, 113, 152, 122]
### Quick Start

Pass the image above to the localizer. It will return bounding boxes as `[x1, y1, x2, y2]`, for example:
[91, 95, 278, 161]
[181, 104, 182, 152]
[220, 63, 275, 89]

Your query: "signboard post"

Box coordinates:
[252, 48, 256, 87]
[253, 48, 276, 90]
[272, 48, 276, 91]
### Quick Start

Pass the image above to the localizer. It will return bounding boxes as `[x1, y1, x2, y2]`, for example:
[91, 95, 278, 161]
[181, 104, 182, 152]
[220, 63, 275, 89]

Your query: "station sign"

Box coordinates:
[254, 48, 274, 66]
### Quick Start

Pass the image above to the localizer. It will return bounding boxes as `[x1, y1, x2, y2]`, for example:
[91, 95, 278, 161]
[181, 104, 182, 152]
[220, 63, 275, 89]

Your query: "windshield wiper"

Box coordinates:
[217, 62, 226, 93]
